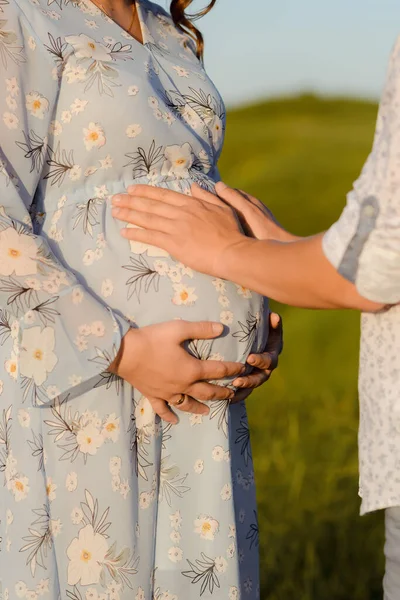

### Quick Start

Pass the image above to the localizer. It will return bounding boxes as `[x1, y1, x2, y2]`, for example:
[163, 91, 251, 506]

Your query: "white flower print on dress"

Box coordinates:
[101, 279, 113, 297]
[36, 580, 49, 596]
[19, 326, 57, 386]
[83, 122, 106, 151]
[135, 396, 154, 430]
[161, 143, 193, 178]
[168, 547, 183, 563]
[71, 98, 88, 114]
[126, 123, 142, 138]
[9, 475, 30, 502]
[15, 582, 28, 598]
[25, 92, 49, 119]
[172, 283, 197, 306]
[194, 516, 219, 540]
[193, 459, 204, 474]
[109, 456, 122, 475]
[6, 76, 19, 96]
[18, 409, 31, 428]
[212, 446, 225, 462]
[66, 34, 113, 62]
[67, 524, 108, 585]
[64, 64, 86, 83]
[76, 424, 104, 455]
[172, 65, 189, 78]
[46, 477, 57, 502]
[5, 352, 18, 380]
[102, 413, 120, 442]
[128, 85, 139, 96]
[6, 95, 17, 110]
[169, 511, 182, 530]
[66, 472, 78, 492]
[126, 223, 169, 257]
[0, 228, 38, 276]
[220, 484, 232, 501]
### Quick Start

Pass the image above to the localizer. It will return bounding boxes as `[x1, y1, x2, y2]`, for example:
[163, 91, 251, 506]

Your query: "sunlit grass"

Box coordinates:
[219, 95, 385, 599]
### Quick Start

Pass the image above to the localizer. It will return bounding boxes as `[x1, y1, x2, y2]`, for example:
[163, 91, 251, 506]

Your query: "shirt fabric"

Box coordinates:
[323, 37, 400, 515]
[0, 1, 268, 598]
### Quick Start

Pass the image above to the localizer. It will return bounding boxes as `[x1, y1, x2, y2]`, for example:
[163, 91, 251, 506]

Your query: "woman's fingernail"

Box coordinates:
[235, 379, 244, 387]
[112, 196, 121, 204]
[248, 356, 256, 365]
[212, 323, 224, 335]
[112, 207, 120, 217]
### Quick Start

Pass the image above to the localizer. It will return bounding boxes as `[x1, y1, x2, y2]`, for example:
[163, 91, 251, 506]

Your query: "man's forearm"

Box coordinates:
[221, 233, 384, 312]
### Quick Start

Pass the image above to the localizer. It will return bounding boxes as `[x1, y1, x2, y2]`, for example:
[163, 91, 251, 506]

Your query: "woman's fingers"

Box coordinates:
[148, 397, 179, 424]
[196, 359, 245, 381]
[169, 394, 210, 416]
[186, 382, 234, 402]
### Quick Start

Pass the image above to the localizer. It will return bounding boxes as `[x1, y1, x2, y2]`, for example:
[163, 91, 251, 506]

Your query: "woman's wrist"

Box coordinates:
[108, 328, 141, 376]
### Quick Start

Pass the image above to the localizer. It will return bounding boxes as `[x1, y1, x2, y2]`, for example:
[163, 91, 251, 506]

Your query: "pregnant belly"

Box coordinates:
[40, 177, 269, 366]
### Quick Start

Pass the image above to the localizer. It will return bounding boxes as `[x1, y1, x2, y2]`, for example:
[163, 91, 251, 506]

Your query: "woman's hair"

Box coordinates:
[170, 0, 217, 60]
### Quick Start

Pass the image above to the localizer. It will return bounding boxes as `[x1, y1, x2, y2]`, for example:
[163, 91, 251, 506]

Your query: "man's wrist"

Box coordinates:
[218, 236, 259, 282]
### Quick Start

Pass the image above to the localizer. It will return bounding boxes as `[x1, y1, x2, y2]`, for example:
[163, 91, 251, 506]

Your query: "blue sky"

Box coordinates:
[185, 0, 400, 106]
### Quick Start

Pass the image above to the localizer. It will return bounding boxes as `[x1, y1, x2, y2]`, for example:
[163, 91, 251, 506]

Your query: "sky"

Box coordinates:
[177, 0, 400, 106]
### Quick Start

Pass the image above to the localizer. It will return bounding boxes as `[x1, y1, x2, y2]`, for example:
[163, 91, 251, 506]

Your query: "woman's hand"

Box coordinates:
[231, 312, 283, 403]
[109, 320, 246, 424]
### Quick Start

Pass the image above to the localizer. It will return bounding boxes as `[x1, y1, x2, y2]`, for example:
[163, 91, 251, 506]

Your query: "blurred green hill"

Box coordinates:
[219, 95, 385, 600]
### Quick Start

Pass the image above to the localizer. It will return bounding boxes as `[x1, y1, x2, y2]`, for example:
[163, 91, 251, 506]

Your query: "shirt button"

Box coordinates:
[363, 204, 376, 218]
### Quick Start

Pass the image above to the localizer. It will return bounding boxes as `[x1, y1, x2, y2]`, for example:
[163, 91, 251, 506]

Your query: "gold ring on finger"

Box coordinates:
[174, 393, 186, 407]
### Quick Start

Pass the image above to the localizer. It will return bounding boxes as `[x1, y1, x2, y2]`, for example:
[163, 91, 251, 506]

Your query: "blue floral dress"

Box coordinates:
[0, 1, 269, 599]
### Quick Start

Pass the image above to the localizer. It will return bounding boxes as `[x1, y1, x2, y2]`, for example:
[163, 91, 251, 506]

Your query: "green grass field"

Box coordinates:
[219, 95, 385, 599]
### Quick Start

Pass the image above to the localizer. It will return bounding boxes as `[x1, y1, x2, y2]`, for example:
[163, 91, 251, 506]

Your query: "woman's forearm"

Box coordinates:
[222, 233, 385, 312]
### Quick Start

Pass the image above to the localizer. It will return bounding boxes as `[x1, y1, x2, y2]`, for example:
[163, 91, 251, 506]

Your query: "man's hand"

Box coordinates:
[213, 182, 298, 242]
[231, 312, 283, 403]
[112, 183, 250, 278]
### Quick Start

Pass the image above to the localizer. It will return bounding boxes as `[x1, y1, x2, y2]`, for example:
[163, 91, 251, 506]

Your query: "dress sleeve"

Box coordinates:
[0, 2, 131, 405]
[322, 37, 400, 305]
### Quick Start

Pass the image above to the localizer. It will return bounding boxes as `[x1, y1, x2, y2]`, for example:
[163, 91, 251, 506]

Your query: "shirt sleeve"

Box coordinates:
[0, 2, 131, 406]
[322, 37, 400, 304]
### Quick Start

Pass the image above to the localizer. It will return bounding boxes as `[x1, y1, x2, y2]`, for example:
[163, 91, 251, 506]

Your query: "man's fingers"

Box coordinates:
[234, 371, 269, 389]
[149, 397, 178, 424]
[267, 312, 284, 356]
[246, 351, 273, 371]
[113, 194, 182, 218]
[215, 182, 251, 213]
[231, 388, 253, 404]
[113, 207, 174, 234]
[120, 225, 170, 250]
[186, 382, 234, 402]
[191, 183, 228, 208]
[125, 184, 188, 207]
